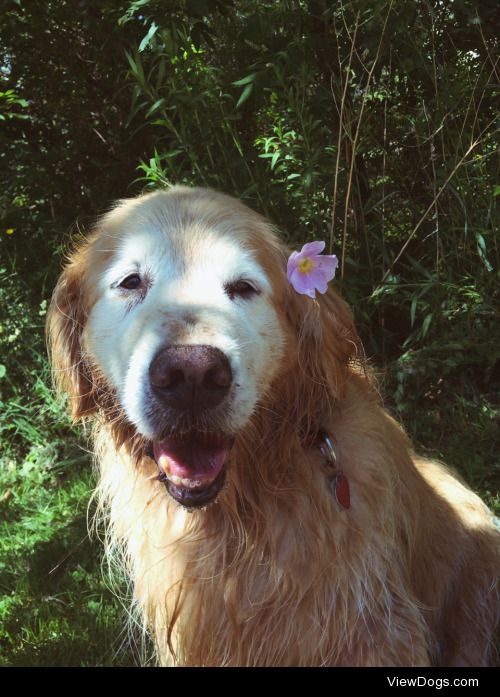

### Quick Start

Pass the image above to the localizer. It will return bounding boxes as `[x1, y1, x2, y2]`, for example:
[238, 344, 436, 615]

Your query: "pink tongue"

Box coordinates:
[153, 438, 227, 481]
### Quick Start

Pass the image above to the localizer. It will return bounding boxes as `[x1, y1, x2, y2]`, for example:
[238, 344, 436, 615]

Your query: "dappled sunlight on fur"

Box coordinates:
[48, 187, 499, 666]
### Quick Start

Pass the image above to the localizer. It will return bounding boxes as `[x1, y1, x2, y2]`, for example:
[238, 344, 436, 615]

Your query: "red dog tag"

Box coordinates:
[334, 473, 350, 509]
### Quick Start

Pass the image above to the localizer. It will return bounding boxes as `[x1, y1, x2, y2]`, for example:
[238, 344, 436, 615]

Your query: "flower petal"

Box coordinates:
[287, 243, 338, 299]
[304, 267, 329, 293]
[301, 240, 325, 257]
[286, 251, 300, 280]
[313, 275, 329, 294]
[289, 267, 316, 296]
[314, 254, 338, 281]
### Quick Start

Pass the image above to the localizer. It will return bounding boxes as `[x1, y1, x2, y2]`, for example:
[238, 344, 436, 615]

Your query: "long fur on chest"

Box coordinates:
[93, 380, 438, 666]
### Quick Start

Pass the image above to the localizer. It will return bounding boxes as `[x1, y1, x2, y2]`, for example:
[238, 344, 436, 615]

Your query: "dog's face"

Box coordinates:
[49, 187, 358, 509]
[64, 188, 290, 507]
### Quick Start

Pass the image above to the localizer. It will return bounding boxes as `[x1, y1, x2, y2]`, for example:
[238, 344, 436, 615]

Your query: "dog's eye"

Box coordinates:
[119, 273, 142, 290]
[224, 279, 260, 301]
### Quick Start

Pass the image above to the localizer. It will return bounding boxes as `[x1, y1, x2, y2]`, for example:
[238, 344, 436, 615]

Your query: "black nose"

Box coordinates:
[149, 345, 233, 412]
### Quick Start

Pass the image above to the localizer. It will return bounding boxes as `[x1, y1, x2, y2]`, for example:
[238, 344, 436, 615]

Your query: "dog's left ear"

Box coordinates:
[283, 280, 363, 402]
[314, 286, 362, 374]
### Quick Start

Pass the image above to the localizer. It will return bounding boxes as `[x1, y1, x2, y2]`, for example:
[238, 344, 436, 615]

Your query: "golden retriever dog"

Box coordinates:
[47, 186, 499, 666]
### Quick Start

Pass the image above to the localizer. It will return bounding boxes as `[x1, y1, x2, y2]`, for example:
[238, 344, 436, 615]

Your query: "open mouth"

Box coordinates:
[151, 432, 233, 508]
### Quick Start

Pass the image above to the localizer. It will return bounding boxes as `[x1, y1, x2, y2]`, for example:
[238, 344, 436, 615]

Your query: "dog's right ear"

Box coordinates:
[46, 246, 97, 421]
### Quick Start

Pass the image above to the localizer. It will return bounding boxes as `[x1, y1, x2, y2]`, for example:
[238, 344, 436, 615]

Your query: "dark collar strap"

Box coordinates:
[302, 428, 350, 510]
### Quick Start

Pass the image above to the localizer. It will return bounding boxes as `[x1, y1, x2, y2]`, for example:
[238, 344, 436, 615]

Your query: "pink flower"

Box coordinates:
[287, 241, 338, 299]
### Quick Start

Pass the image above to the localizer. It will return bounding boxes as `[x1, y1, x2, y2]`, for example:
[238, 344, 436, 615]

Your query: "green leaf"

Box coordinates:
[406, 253, 433, 280]
[422, 313, 433, 338]
[146, 98, 166, 118]
[410, 296, 417, 327]
[155, 57, 167, 89]
[139, 22, 158, 52]
[233, 73, 257, 87]
[235, 83, 253, 108]
[476, 232, 493, 272]
[270, 150, 280, 170]
[493, 185, 500, 198]
[0, 364, 6, 379]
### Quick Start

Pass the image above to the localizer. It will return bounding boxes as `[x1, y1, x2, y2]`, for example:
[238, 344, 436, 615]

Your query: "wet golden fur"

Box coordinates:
[48, 187, 499, 666]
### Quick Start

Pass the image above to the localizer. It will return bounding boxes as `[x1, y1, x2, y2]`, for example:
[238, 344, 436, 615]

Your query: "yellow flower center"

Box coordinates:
[297, 257, 314, 274]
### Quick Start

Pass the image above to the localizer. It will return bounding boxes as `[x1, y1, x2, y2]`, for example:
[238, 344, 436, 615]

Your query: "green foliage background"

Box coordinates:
[0, 0, 498, 665]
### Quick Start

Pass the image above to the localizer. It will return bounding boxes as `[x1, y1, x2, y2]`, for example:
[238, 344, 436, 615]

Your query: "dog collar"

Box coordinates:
[302, 429, 350, 510]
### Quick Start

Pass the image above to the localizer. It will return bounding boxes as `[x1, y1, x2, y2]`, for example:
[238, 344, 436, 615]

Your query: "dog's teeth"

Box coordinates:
[158, 454, 172, 472]
[182, 477, 203, 488]
[167, 473, 213, 489]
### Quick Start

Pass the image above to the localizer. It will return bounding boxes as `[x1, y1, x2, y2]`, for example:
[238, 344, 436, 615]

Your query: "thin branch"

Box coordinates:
[374, 117, 498, 292]
[329, 11, 360, 255]
[340, 0, 394, 278]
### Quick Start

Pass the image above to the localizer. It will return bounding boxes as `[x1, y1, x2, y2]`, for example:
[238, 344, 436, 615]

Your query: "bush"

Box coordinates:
[0, 0, 498, 665]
